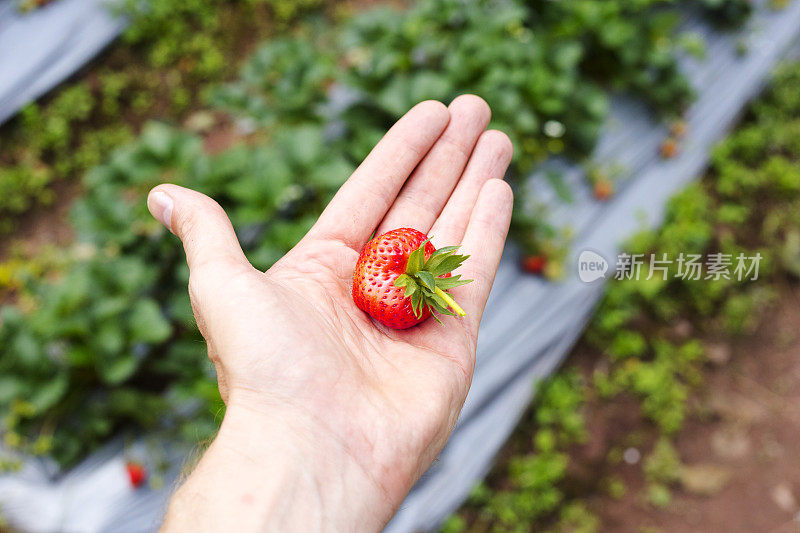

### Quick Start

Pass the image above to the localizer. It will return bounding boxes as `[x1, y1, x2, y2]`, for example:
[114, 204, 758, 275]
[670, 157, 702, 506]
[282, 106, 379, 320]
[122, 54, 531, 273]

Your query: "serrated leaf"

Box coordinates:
[406, 243, 426, 275]
[425, 248, 457, 272]
[425, 245, 459, 265]
[431, 245, 459, 256]
[404, 282, 418, 297]
[436, 276, 473, 290]
[417, 271, 435, 290]
[430, 253, 470, 277]
[411, 290, 423, 318]
[429, 294, 457, 316]
[399, 239, 472, 320]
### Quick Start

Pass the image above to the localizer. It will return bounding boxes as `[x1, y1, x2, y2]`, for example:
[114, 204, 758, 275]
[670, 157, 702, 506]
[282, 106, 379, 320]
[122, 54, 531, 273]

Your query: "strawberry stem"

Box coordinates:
[435, 286, 466, 317]
[395, 239, 473, 320]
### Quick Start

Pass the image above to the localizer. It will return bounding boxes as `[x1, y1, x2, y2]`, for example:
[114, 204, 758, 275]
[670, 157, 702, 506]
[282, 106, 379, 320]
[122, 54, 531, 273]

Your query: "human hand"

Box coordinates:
[150, 96, 513, 532]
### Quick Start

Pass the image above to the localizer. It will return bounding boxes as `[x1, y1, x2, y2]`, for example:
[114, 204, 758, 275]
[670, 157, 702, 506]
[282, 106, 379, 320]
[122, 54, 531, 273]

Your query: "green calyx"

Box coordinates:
[393, 240, 473, 322]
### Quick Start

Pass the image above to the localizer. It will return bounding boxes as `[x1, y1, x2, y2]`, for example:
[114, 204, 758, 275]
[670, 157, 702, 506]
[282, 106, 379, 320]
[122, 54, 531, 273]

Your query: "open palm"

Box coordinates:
[151, 96, 513, 530]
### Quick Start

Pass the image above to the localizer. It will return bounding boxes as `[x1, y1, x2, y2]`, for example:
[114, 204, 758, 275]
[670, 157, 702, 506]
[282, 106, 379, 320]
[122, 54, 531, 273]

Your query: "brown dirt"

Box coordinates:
[0, 179, 79, 262]
[571, 285, 800, 533]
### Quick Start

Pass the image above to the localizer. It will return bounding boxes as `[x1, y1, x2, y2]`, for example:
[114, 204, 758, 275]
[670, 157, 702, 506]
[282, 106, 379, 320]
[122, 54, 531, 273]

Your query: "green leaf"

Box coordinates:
[425, 247, 458, 272]
[429, 294, 457, 316]
[425, 246, 459, 262]
[98, 354, 139, 385]
[141, 122, 175, 159]
[436, 276, 473, 290]
[394, 274, 419, 298]
[406, 242, 426, 275]
[30, 372, 69, 413]
[394, 273, 419, 297]
[429, 253, 469, 277]
[129, 299, 172, 344]
[411, 290, 423, 318]
[0, 376, 23, 405]
[403, 282, 418, 298]
[417, 271, 435, 290]
[96, 322, 125, 355]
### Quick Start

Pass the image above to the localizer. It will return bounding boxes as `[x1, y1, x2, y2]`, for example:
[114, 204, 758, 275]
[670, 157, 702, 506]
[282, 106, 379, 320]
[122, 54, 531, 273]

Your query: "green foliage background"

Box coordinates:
[0, 0, 756, 474]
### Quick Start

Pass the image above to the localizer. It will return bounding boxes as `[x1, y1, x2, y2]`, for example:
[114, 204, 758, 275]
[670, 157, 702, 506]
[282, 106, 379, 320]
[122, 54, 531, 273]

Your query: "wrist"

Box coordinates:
[163, 396, 394, 532]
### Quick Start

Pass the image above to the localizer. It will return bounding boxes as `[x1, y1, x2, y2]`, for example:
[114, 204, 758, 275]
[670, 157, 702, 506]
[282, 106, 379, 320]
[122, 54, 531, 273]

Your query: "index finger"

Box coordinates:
[306, 100, 449, 251]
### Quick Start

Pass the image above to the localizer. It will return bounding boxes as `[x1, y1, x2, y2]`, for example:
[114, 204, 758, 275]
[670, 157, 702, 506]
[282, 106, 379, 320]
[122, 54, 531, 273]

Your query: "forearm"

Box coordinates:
[161, 403, 390, 532]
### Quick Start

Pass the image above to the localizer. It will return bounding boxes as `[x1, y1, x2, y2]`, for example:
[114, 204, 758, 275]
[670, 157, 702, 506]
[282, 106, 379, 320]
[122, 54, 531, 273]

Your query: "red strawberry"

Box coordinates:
[352, 228, 472, 329]
[521, 254, 546, 274]
[126, 461, 147, 488]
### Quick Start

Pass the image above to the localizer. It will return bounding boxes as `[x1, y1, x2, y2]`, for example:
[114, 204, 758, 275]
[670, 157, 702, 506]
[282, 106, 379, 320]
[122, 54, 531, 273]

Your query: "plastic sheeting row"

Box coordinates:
[0, 0, 125, 126]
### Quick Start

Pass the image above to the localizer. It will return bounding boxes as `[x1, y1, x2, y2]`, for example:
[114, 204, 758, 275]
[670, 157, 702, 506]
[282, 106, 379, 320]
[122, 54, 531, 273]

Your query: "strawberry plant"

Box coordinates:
[339, 0, 608, 167]
[208, 37, 336, 127]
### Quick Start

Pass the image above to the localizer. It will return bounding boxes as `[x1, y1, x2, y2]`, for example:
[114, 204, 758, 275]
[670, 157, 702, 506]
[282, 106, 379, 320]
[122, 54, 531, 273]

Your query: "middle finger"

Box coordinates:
[375, 94, 491, 236]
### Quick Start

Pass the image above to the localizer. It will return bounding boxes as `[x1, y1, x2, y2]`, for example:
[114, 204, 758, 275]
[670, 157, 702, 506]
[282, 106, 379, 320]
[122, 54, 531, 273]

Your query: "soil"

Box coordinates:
[0, 179, 78, 262]
[566, 284, 800, 533]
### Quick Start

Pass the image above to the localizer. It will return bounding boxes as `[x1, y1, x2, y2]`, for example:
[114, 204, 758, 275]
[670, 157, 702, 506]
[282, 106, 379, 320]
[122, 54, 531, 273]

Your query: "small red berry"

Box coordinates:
[126, 461, 147, 489]
[521, 255, 546, 274]
[593, 179, 614, 201]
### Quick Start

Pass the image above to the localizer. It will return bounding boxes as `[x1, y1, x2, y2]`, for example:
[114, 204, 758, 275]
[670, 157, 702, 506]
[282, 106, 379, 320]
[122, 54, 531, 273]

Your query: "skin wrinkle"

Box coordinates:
[311, 101, 450, 251]
[378, 99, 490, 234]
[434, 127, 482, 162]
[394, 137, 473, 209]
[341, 147, 418, 247]
[282, 392, 400, 516]
[429, 131, 513, 245]
[258, 277, 387, 389]
[212, 411, 329, 530]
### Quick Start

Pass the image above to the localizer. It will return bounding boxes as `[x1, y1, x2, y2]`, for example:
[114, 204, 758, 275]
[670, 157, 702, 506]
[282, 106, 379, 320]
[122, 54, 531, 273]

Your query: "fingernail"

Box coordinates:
[148, 191, 174, 233]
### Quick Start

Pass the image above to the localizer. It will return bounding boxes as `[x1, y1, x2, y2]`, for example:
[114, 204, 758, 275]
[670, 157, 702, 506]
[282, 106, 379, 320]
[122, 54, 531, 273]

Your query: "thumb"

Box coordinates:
[147, 184, 249, 274]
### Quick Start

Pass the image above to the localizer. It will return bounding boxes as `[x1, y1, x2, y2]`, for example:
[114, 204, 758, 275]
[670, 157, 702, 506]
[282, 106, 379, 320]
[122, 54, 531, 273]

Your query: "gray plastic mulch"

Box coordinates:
[0, 0, 125, 126]
[1, 1, 800, 532]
